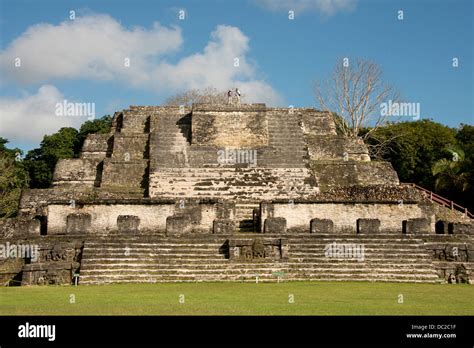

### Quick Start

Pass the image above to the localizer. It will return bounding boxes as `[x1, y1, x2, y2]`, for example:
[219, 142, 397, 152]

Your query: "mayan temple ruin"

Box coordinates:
[0, 103, 472, 285]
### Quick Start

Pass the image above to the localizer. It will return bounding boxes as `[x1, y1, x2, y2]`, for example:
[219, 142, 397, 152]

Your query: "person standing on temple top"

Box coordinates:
[235, 88, 241, 105]
[227, 89, 233, 104]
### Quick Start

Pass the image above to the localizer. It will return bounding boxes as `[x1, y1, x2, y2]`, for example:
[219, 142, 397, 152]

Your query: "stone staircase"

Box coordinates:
[149, 108, 309, 169]
[235, 203, 260, 232]
[257, 111, 307, 168]
[150, 113, 190, 169]
[286, 235, 439, 282]
[149, 167, 318, 200]
[419, 234, 473, 282]
[78, 234, 440, 284]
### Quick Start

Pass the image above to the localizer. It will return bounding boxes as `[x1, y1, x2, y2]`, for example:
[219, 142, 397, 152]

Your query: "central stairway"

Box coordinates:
[235, 203, 260, 232]
[149, 167, 318, 200]
[79, 234, 440, 284]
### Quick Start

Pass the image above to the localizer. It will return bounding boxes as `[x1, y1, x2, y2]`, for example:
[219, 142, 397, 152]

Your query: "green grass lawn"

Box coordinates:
[0, 281, 472, 315]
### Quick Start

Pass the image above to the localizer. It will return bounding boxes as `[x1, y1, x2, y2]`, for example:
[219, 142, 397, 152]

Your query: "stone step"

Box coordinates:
[81, 236, 426, 243]
[151, 169, 312, 175]
[79, 264, 437, 275]
[79, 273, 438, 284]
[290, 245, 430, 251]
[83, 243, 223, 248]
[80, 253, 432, 261]
[80, 278, 438, 285]
[80, 261, 435, 270]
[79, 270, 437, 279]
[81, 248, 432, 256]
[82, 253, 226, 260]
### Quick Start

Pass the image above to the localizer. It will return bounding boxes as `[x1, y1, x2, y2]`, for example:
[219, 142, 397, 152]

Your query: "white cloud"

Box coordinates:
[1, 14, 284, 111]
[0, 85, 84, 144]
[152, 25, 283, 105]
[0, 14, 183, 84]
[255, 0, 357, 16]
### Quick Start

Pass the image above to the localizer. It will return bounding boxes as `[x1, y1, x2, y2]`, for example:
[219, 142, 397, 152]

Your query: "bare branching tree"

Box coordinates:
[314, 59, 400, 140]
[365, 131, 404, 161]
[164, 87, 229, 106]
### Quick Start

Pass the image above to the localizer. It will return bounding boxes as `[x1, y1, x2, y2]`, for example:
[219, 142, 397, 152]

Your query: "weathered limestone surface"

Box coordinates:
[47, 203, 175, 234]
[192, 104, 269, 148]
[213, 219, 235, 234]
[0, 236, 83, 286]
[261, 201, 435, 233]
[117, 215, 140, 233]
[80, 134, 112, 159]
[310, 161, 399, 188]
[66, 213, 91, 234]
[264, 217, 287, 234]
[0, 218, 40, 238]
[100, 159, 148, 194]
[404, 218, 431, 234]
[306, 135, 370, 162]
[357, 218, 381, 234]
[310, 218, 334, 233]
[1, 102, 472, 286]
[111, 134, 149, 161]
[149, 167, 318, 200]
[53, 159, 101, 187]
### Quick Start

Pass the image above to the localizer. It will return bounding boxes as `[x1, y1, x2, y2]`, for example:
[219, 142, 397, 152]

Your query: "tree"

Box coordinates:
[0, 138, 29, 218]
[76, 115, 112, 153]
[366, 120, 457, 190]
[23, 115, 112, 188]
[432, 146, 469, 192]
[453, 124, 474, 210]
[455, 124, 474, 165]
[314, 59, 399, 139]
[23, 127, 78, 188]
[164, 87, 228, 106]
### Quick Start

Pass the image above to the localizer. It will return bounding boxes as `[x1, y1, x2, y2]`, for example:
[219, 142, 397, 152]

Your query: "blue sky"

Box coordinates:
[0, 0, 472, 152]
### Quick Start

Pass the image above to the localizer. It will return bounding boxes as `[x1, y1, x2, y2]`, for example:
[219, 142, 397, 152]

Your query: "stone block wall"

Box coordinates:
[301, 109, 337, 135]
[260, 201, 435, 233]
[80, 134, 112, 159]
[192, 104, 269, 148]
[264, 217, 287, 233]
[121, 110, 149, 133]
[111, 133, 149, 161]
[310, 218, 334, 233]
[66, 213, 92, 234]
[0, 218, 40, 238]
[100, 159, 148, 194]
[46, 200, 218, 235]
[19, 188, 90, 216]
[228, 238, 288, 261]
[357, 218, 381, 233]
[21, 239, 83, 286]
[47, 203, 175, 234]
[403, 218, 431, 234]
[306, 135, 370, 162]
[0, 237, 83, 286]
[117, 215, 140, 233]
[310, 161, 399, 188]
[53, 159, 101, 187]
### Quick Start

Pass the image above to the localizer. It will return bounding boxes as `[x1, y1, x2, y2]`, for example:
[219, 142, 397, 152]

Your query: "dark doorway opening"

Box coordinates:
[35, 215, 47, 235]
[448, 223, 454, 235]
[402, 220, 407, 234]
[435, 221, 445, 234]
